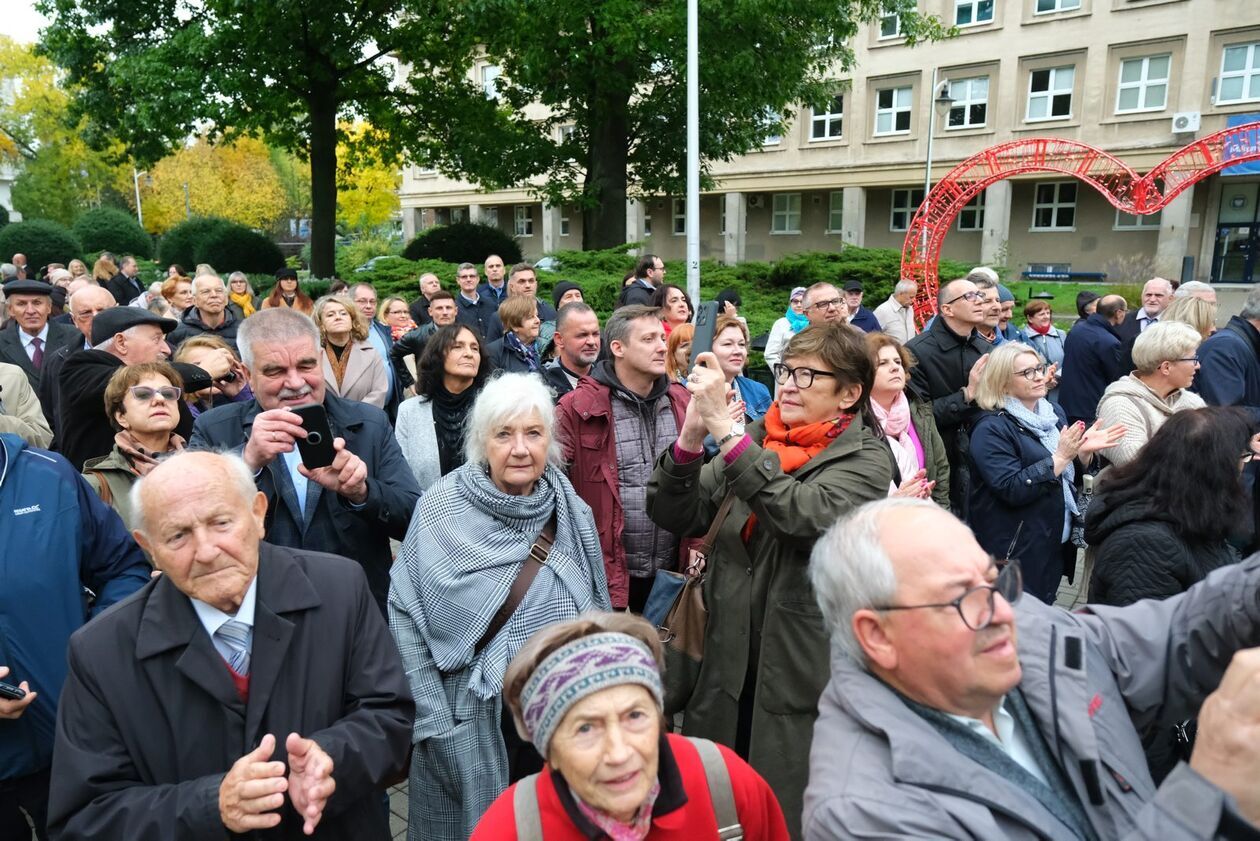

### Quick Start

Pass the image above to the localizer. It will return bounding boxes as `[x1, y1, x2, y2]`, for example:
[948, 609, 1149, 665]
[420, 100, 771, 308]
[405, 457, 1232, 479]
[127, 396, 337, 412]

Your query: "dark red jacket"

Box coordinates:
[472, 733, 790, 840]
[555, 375, 688, 608]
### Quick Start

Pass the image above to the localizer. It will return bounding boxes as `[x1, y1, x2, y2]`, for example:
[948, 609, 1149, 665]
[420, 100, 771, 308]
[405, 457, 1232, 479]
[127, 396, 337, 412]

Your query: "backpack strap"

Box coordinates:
[89, 470, 113, 506]
[512, 773, 543, 840]
[689, 737, 744, 840]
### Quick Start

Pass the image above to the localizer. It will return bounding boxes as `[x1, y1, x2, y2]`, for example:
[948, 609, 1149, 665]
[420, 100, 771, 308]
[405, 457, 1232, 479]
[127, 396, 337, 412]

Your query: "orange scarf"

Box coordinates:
[742, 404, 853, 542]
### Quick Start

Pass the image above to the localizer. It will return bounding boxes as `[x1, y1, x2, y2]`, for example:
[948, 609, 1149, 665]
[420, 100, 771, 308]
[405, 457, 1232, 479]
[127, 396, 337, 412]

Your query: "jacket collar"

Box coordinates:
[750, 409, 870, 481]
[930, 314, 987, 350]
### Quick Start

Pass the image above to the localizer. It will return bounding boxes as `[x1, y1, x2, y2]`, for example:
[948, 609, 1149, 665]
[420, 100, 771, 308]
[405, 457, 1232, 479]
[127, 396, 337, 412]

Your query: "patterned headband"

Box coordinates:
[520, 632, 663, 758]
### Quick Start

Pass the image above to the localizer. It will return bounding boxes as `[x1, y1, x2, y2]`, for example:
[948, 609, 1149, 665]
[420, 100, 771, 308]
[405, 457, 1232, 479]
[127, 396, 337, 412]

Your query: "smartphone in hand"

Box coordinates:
[690, 301, 719, 368]
[0, 681, 27, 701]
[290, 403, 337, 469]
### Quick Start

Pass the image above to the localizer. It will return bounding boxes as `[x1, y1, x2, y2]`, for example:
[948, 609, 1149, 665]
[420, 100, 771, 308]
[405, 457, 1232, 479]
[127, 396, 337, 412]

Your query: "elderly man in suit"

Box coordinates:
[46, 450, 414, 840]
[188, 307, 420, 612]
[0, 280, 82, 393]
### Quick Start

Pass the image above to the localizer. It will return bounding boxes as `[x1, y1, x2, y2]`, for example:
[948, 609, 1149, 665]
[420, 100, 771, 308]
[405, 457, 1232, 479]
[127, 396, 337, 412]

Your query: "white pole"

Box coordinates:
[922, 68, 938, 260]
[685, 0, 701, 305]
[132, 168, 144, 227]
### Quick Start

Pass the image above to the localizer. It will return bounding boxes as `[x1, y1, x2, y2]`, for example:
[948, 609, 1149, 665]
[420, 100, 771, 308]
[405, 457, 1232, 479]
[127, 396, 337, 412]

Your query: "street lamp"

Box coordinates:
[132, 168, 146, 227]
[921, 71, 955, 255]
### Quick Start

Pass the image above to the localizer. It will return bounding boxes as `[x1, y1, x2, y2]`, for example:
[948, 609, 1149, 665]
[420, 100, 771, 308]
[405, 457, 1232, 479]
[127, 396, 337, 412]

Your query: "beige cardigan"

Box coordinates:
[1095, 373, 1205, 466]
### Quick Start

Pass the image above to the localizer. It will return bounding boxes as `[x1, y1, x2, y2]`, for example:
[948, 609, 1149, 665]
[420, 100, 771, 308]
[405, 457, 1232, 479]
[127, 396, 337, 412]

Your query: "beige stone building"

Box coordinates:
[399, 0, 1260, 284]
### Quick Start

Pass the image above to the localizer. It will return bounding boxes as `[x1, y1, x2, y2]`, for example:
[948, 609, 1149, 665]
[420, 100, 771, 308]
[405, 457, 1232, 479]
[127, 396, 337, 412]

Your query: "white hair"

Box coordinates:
[1131, 321, 1202, 374]
[130, 450, 256, 534]
[193, 273, 225, 292]
[236, 307, 320, 369]
[1172, 280, 1211, 299]
[810, 498, 941, 662]
[894, 280, 918, 295]
[463, 372, 562, 468]
[968, 266, 1000, 285]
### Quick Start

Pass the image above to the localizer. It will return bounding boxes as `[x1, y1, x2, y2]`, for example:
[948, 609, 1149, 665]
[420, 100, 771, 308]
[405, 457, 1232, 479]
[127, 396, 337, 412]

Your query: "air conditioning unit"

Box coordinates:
[1172, 111, 1201, 133]
[747, 194, 765, 209]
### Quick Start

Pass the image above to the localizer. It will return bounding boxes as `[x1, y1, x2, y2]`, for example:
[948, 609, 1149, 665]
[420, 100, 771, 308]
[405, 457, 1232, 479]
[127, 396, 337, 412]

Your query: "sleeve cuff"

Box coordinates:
[673, 442, 704, 464]
[722, 435, 752, 465]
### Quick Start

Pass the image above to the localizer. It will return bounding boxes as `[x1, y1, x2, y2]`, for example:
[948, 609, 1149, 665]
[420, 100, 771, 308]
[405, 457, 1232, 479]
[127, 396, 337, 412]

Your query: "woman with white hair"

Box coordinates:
[1095, 321, 1206, 466]
[388, 371, 612, 841]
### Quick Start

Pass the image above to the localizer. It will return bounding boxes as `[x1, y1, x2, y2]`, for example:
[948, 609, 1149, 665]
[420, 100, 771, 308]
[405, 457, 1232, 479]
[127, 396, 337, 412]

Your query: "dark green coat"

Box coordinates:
[910, 395, 952, 510]
[647, 415, 891, 838]
[81, 446, 142, 534]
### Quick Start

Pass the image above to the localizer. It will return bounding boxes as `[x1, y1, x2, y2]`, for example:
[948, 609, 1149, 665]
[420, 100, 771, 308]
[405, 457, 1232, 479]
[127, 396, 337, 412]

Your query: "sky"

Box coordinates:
[11, 1, 48, 44]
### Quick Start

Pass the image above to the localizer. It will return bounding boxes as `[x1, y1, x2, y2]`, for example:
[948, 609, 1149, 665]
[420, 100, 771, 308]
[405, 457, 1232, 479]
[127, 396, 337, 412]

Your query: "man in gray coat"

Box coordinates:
[804, 497, 1260, 840]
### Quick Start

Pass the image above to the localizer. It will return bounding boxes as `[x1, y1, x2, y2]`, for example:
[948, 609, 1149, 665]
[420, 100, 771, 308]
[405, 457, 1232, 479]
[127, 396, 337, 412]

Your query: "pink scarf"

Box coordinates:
[872, 391, 922, 493]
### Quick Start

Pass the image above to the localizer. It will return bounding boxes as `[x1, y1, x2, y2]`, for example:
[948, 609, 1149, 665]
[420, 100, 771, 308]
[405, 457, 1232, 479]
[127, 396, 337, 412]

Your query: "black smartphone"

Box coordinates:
[0, 681, 27, 701]
[290, 403, 337, 469]
[689, 301, 719, 367]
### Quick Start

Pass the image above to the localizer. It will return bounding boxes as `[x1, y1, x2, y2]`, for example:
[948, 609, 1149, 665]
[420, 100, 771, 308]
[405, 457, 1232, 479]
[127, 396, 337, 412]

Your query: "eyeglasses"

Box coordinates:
[772, 363, 837, 389]
[129, 385, 183, 402]
[944, 290, 987, 305]
[874, 560, 1023, 632]
[806, 297, 845, 313]
[1174, 356, 1200, 365]
[1013, 364, 1050, 381]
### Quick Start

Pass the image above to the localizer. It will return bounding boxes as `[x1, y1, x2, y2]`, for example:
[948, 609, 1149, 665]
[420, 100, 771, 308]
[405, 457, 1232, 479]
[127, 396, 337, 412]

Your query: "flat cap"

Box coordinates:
[842, 280, 863, 293]
[90, 306, 178, 346]
[2, 279, 53, 297]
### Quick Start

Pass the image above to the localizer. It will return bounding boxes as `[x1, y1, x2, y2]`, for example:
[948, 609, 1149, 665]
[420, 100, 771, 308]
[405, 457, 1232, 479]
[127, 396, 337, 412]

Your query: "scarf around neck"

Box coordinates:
[1002, 397, 1077, 517]
[431, 380, 478, 474]
[761, 402, 853, 473]
[115, 429, 185, 476]
[871, 391, 920, 488]
[785, 305, 809, 333]
[229, 291, 255, 318]
[504, 330, 540, 371]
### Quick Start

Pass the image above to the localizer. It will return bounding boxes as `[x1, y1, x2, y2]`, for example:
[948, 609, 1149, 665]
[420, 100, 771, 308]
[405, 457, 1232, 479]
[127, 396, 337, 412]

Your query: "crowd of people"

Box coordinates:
[5, 247, 1260, 841]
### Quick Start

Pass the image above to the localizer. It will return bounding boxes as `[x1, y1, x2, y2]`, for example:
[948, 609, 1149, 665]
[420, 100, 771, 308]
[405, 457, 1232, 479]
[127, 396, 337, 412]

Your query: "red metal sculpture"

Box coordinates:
[901, 121, 1260, 325]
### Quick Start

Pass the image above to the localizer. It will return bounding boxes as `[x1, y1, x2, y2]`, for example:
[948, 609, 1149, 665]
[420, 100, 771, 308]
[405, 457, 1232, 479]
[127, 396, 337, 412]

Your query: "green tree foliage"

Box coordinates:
[72, 207, 153, 259]
[396, 0, 947, 250]
[157, 217, 232, 270]
[402, 223, 523, 265]
[0, 219, 83, 269]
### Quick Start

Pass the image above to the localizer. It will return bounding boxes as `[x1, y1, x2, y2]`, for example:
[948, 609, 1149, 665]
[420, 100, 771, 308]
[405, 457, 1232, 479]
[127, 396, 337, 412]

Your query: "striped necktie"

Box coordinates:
[215, 618, 252, 676]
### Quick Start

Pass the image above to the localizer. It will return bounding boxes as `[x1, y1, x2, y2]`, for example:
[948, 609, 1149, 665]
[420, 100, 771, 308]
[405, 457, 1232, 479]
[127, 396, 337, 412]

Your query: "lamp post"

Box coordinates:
[684, 0, 700, 305]
[921, 70, 956, 257]
[132, 168, 145, 227]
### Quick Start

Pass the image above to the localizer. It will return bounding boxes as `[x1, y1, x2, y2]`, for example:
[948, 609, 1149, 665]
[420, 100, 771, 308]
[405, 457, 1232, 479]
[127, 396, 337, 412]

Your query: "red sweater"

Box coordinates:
[472, 733, 790, 840]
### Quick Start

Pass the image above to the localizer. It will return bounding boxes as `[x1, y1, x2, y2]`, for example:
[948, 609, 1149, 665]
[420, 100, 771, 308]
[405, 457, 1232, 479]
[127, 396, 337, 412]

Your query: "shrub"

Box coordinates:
[402, 222, 523, 265]
[194, 222, 285, 275]
[335, 236, 402, 277]
[0, 205, 9, 229]
[0, 219, 83, 271]
[73, 207, 154, 259]
[158, 217, 234, 270]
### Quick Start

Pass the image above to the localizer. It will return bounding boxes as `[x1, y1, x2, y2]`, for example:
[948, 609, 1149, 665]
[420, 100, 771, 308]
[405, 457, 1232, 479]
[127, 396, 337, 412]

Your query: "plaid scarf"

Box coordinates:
[504, 330, 541, 372]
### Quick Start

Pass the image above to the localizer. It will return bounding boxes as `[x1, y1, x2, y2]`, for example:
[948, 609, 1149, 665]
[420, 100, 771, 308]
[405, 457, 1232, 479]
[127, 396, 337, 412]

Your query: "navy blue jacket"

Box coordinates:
[455, 293, 503, 342]
[1195, 316, 1260, 424]
[188, 394, 421, 611]
[967, 407, 1071, 603]
[477, 281, 508, 305]
[849, 306, 882, 333]
[1057, 313, 1122, 424]
[0, 434, 149, 780]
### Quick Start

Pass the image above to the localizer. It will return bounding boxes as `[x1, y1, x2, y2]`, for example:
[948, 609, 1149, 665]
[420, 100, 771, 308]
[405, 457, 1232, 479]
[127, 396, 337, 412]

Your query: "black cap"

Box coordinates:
[551, 280, 582, 309]
[90, 306, 179, 346]
[275, 267, 298, 280]
[842, 280, 863, 293]
[2, 279, 53, 298]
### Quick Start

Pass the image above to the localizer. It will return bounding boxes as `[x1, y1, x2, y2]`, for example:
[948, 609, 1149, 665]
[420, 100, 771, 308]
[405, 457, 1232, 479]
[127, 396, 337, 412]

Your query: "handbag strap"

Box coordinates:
[512, 773, 543, 840]
[690, 737, 744, 840]
[475, 515, 557, 654]
[90, 470, 113, 506]
[697, 491, 737, 560]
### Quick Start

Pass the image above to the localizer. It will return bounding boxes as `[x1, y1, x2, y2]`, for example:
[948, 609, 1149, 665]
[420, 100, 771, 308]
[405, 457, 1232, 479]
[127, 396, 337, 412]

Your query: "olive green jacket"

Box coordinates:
[910, 396, 952, 510]
[646, 414, 892, 839]
[81, 446, 142, 535]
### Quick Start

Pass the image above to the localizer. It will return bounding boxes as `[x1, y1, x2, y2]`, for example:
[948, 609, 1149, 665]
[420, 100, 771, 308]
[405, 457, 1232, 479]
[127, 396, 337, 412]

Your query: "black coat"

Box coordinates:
[454, 294, 502, 342]
[617, 281, 655, 308]
[47, 543, 414, 841]
[1084, 496, 1238, 608]
[388, 323, 437, 391]
[56, 349, 211, 470]
[105, 272, 146, 307]
[967, 407, 1074, 603]
[36, 339, 86, 436]
[486, 336, 538, 374]
[1058, 313, 1123, 425]
[167, 306, 242, 353]
[188, 394, 421, 611]
[0, 320, 82, 391]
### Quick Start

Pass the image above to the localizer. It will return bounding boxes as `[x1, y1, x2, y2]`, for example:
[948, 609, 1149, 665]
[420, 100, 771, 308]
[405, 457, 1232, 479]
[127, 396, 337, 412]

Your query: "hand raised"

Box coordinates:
[1078, 420, 1125, 457]
[298, 437, 368, 504]
[243, 408, 307, 472]
[286, 733, 336, 836]
[219, 734, 286, 833]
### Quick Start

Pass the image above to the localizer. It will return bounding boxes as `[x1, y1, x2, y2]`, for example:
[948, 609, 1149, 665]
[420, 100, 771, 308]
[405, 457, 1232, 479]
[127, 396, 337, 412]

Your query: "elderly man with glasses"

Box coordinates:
[804, 497, 1260, 840]
[801, 282, 850, 327]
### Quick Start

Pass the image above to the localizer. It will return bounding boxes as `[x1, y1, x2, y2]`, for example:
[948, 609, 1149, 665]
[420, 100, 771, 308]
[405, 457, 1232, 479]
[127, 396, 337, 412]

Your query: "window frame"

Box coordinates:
[890, 188, 926, 232]
[771, 193, 802, 235]
[1218, 42, 1260, 105]
[481, 63, 501, 99]
[810, 95, 845, 141]
[559, 208, 570, 237]
[1115, 54, 1171, 114]
[1026, 65, 1075, 122]
[957, 191, 987, 231]
[1114, 208, 1162, 230]
[947, 76, 990, 129]
[514, 205, 533, 237]
[827, 191, 845, 234]
[1030, 181, 1078, 231]
[878, 13, 901, 39]
[1034, 0, 1080, 14]
[955, 0, 995, 27]
[874, 86, 913, 136]
[672, 198, 686, 236]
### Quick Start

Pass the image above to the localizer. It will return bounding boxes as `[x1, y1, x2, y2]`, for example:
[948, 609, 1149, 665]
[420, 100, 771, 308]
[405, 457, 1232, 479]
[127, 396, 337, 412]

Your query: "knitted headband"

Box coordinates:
[520, 632, 663, 758]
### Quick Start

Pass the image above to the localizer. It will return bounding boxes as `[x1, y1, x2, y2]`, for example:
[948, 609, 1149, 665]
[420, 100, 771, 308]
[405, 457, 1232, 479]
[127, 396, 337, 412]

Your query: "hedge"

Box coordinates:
[402, 222, 523, 265]
[194, 222, 285, 275]
[0, 219, 83, 271]
[158, 217, 232, 270]
[73, 207, 154, 260]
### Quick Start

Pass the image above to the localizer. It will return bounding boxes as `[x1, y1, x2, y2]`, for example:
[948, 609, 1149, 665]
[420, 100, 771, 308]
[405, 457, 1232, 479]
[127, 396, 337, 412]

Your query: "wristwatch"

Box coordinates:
[715, 422, 745, 448]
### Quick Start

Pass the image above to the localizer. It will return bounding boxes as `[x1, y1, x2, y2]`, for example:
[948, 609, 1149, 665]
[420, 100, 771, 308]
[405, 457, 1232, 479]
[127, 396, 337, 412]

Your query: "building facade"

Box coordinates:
[399, 0, 1260, 284]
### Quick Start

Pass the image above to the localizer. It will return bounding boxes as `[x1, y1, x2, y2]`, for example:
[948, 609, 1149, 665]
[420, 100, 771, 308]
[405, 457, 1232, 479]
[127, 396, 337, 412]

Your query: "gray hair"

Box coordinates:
[0, 263, 16, 281]
[227, 271, 255, 295]
[810, 498, 939, 662]
[192, 273, 225, 292]
[130, 450, 257, 534]
[463, 372, 561, 468]
[1132, 321, 1202, 375]
[555, 301, 597, 332]
[457, 262, 475, 273]
[1241, 285, 1260, 321]
[236, 307, 320, 369]
[967, 266, 1000, 286]
[604, 305, 660, 346]
[348, 281, 376, 298]
[1173, 280, 1211, 298]
[893, 280, 917, 295]
[802, 282, 839, 308]
[1143, 277, 1174, 295]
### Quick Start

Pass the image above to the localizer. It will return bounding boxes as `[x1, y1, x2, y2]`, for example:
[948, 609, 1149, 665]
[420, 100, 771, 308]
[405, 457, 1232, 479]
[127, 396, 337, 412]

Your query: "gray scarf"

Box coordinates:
[398, 462, 611, 698]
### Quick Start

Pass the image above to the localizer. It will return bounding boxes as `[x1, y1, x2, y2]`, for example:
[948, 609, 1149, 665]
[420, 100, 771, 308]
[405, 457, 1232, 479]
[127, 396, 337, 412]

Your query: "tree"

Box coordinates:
[0, 36, 129, 226]
[37, 0, 434, 277]
[394, 0, 947, 249]
[336, 122, 400, 235]
[139, 136, 287, 234]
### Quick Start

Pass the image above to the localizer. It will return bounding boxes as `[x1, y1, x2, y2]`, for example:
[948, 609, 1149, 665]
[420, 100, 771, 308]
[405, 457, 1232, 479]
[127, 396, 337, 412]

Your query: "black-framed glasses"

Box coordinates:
[806, 297, 845, 313]
[874, 560, 1023, 631]
[129, 385, 183, 402]
[773, 363, 837, 389]
[944, 290, 986, 305]
[1013, 364, 1050, 381]
[1174, 356, 1200, 364]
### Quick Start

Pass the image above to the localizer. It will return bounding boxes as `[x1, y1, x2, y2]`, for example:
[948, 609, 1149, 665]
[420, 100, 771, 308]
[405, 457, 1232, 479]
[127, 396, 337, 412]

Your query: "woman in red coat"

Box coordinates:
[473, 614, 790, 840]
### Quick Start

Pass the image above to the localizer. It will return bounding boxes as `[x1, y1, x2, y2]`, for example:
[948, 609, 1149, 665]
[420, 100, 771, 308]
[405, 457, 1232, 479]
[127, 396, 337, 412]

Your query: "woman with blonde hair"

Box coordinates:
[1160, 295, 1217, 339]
[312, 294, 389, 407]
[379, 295, 416, 341]
[91, 256, 117, 286]
[67, 258, 89, 279]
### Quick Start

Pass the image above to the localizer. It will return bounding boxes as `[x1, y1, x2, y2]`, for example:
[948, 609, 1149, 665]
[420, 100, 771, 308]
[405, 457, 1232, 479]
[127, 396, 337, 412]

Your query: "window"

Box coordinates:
[875, 86, 912, 135]
[957, 192, 986, 230]
[1035, 0, 1080, 13]
[558, 124, 576, 143]
[890, 188, 925, 231]
[947, 77, 989, 128]
[1115, 208, 1162, 229]
[828, 191, 844, 233]
[560, 209, 570, 236]
[452, 207, 466, 224]
[811, 95, 844, 140]
[879, 13, 901, 38]
[1219, 43, 1260, 105]
[484, 207, 499, 226]
[771, 193, 802, 234]
[1032, 182, 1077, 230]
[719, 200, 727, 235]
[514, 205, 533, 236]
[644, 211, 652, 237]
[481, 64, 501, 99]
[955, 0, 994, 26]
[672, 198, 686, 235]
[1026, 66, 1074, 121]
[761, 109, 782, 146]
[1116, 55, 1170, 113]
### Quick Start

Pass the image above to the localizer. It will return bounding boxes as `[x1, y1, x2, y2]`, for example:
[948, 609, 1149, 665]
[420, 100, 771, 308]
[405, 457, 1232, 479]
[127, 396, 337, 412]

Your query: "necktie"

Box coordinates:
[215, 619, 252, 676]
[30, 337, 43, 370]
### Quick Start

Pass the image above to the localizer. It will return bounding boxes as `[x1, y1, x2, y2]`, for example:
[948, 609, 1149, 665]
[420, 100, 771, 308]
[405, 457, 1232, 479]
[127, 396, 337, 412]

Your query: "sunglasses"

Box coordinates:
[128, 385, 183, 402]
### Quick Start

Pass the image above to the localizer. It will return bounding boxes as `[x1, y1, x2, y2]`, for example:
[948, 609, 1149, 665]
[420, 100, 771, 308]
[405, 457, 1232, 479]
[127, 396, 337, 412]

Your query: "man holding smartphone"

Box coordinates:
[189, 308, 421, 614]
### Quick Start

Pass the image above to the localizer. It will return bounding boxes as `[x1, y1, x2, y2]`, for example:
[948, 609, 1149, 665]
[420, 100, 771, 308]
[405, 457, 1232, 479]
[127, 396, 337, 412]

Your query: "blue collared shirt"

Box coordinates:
[191, 576, 258, 664]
